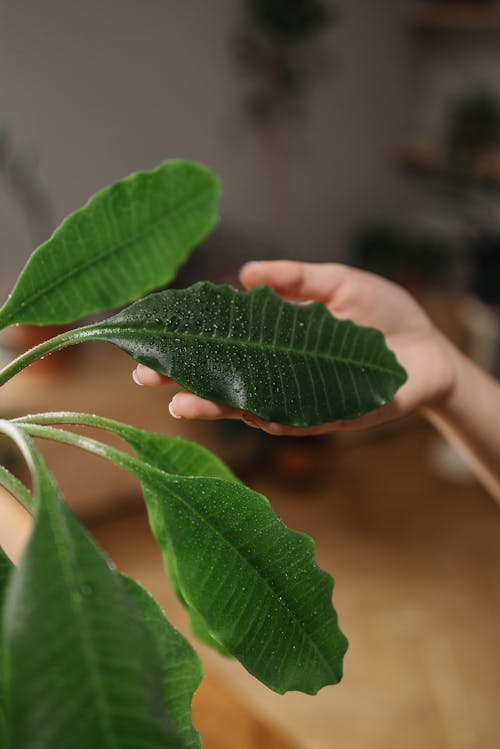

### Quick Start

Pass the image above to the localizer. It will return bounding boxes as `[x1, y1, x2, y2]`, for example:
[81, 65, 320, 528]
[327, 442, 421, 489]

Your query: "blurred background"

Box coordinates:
[1, 1, 500, 747]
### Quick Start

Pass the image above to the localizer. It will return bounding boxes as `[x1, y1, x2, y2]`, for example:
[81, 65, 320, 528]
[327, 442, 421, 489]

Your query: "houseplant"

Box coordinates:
[0, 160, 406, 748]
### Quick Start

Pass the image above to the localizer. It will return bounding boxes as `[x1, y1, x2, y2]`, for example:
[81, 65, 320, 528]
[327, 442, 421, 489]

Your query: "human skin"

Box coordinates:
[133, 261, 500, 502]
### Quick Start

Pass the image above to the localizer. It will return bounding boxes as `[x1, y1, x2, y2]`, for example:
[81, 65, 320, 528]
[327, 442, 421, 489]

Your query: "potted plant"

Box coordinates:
[0, 160, 406, 748]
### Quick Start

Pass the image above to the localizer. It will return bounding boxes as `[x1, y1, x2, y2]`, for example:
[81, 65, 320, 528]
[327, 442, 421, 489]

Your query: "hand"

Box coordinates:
[133, 261, 456, 436]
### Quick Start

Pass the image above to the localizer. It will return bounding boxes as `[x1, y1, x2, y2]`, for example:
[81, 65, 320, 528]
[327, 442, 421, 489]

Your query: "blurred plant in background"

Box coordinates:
[234, 0, 336, 119]
[352, 192, 500, 309]
[232, 0, 337, 260]
[358, 83, 500, 312]
[444, 87, 500, 161]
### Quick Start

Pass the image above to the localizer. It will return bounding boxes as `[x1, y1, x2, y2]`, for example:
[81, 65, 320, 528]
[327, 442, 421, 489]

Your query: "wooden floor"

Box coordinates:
[1, 345, 499, 748]
[92, 420, 500, 749]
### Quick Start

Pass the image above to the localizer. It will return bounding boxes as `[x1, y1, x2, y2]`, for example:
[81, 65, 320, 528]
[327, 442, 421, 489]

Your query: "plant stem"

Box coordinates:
[13, 411, 132, 435]
[0, 419, 43, 511]
[0, 324, 97, 386]
[14, 422, 149, 482]
[0, 463, 34, 511]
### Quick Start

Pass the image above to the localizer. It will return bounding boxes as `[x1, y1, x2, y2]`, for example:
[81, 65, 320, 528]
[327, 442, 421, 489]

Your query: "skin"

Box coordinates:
[133, 261, 500, 502]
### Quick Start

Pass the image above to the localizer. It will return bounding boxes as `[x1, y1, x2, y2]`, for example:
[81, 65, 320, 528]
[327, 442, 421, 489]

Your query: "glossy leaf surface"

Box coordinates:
[14, 421, 348, 695]
[0, 161, 219, 329]
[122, 576, 202, 749]
[87, 282, 407, 426]
[142, 473, 348, 694]
[1, 433, 185, 748]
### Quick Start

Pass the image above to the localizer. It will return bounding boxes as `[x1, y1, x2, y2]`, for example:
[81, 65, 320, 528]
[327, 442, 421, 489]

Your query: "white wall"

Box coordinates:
[0, 0, 416, 288]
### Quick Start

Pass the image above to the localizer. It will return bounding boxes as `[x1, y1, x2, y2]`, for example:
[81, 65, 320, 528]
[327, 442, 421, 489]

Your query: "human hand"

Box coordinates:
[133, 261, 456, 436]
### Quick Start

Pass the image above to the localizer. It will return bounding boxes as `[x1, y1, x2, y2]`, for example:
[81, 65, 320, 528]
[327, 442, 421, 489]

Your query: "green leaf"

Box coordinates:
[0, 161, 219, 329]
[122, 576, 202, 749]
[141, 472, 348, 695]
[86, 282, 408, 426]
[13, 422, 348, 695]
[100, 421, 235, 657]
[0, 546, 13, 612]
[1, 428, 185, 748]
[13, 412, 235, 656]
[182, 605, 229, 656]
[138, 487, 231, 659]
[0, 546, 14, 747]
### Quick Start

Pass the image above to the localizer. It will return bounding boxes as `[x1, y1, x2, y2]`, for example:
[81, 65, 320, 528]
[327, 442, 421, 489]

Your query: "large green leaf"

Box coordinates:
[141, 473, 348, 695]
[122, 576, 202, 749]
[0, 546, 13, 748]
[0, 161, 219, 329]
[0, 425, 186, 748]
[14, 422, 348, 695]
[84, 282, 407, 426]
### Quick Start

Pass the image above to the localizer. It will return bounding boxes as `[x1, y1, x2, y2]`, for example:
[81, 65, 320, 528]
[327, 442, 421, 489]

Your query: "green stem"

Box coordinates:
[12, 412, 148, 468]
[14, 422, 153, 484]
[0, 324, 99, 387]
[13, 411, 133, 439]
[0, 419, 45, 511]
[0, 464, 34, 511]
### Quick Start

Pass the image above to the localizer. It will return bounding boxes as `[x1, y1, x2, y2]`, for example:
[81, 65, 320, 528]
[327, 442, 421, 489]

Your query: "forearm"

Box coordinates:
[423, 337, 500, 503]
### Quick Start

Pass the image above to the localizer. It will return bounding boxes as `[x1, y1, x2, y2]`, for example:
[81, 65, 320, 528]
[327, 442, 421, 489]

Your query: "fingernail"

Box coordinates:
[132, 369, 144, 386]
[168, 400, 182, 419]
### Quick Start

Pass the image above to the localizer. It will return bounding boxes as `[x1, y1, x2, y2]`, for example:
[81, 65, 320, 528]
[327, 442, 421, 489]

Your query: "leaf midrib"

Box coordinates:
[144, 473, 340, 685]
[95, 323, 401, 377]
[0, 187, 213, 324]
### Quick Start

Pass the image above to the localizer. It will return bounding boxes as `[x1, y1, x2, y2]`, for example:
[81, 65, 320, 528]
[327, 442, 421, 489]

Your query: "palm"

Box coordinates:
[234, 262, 455, 435]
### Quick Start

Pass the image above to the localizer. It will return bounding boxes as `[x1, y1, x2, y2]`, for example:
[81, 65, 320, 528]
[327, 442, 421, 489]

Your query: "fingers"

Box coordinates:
[132, 367, 247, 420]
[169, 391, 244, 421]
[242, 416, 337, 437]
[132, 364, 404, 435]
[239, 260, 346, 303]
[133, 364, 173, 387]
[168, 392, 337, 435]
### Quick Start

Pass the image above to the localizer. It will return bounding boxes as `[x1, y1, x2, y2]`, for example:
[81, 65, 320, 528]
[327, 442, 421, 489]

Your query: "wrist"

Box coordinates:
[418, 328, 500, 501]
[419, 329, 463, 423]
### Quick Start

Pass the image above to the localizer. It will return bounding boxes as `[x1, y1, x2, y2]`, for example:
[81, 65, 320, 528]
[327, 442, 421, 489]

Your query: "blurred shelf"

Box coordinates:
[410, 3, 500, 30]
[396, 137, 500, 183]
